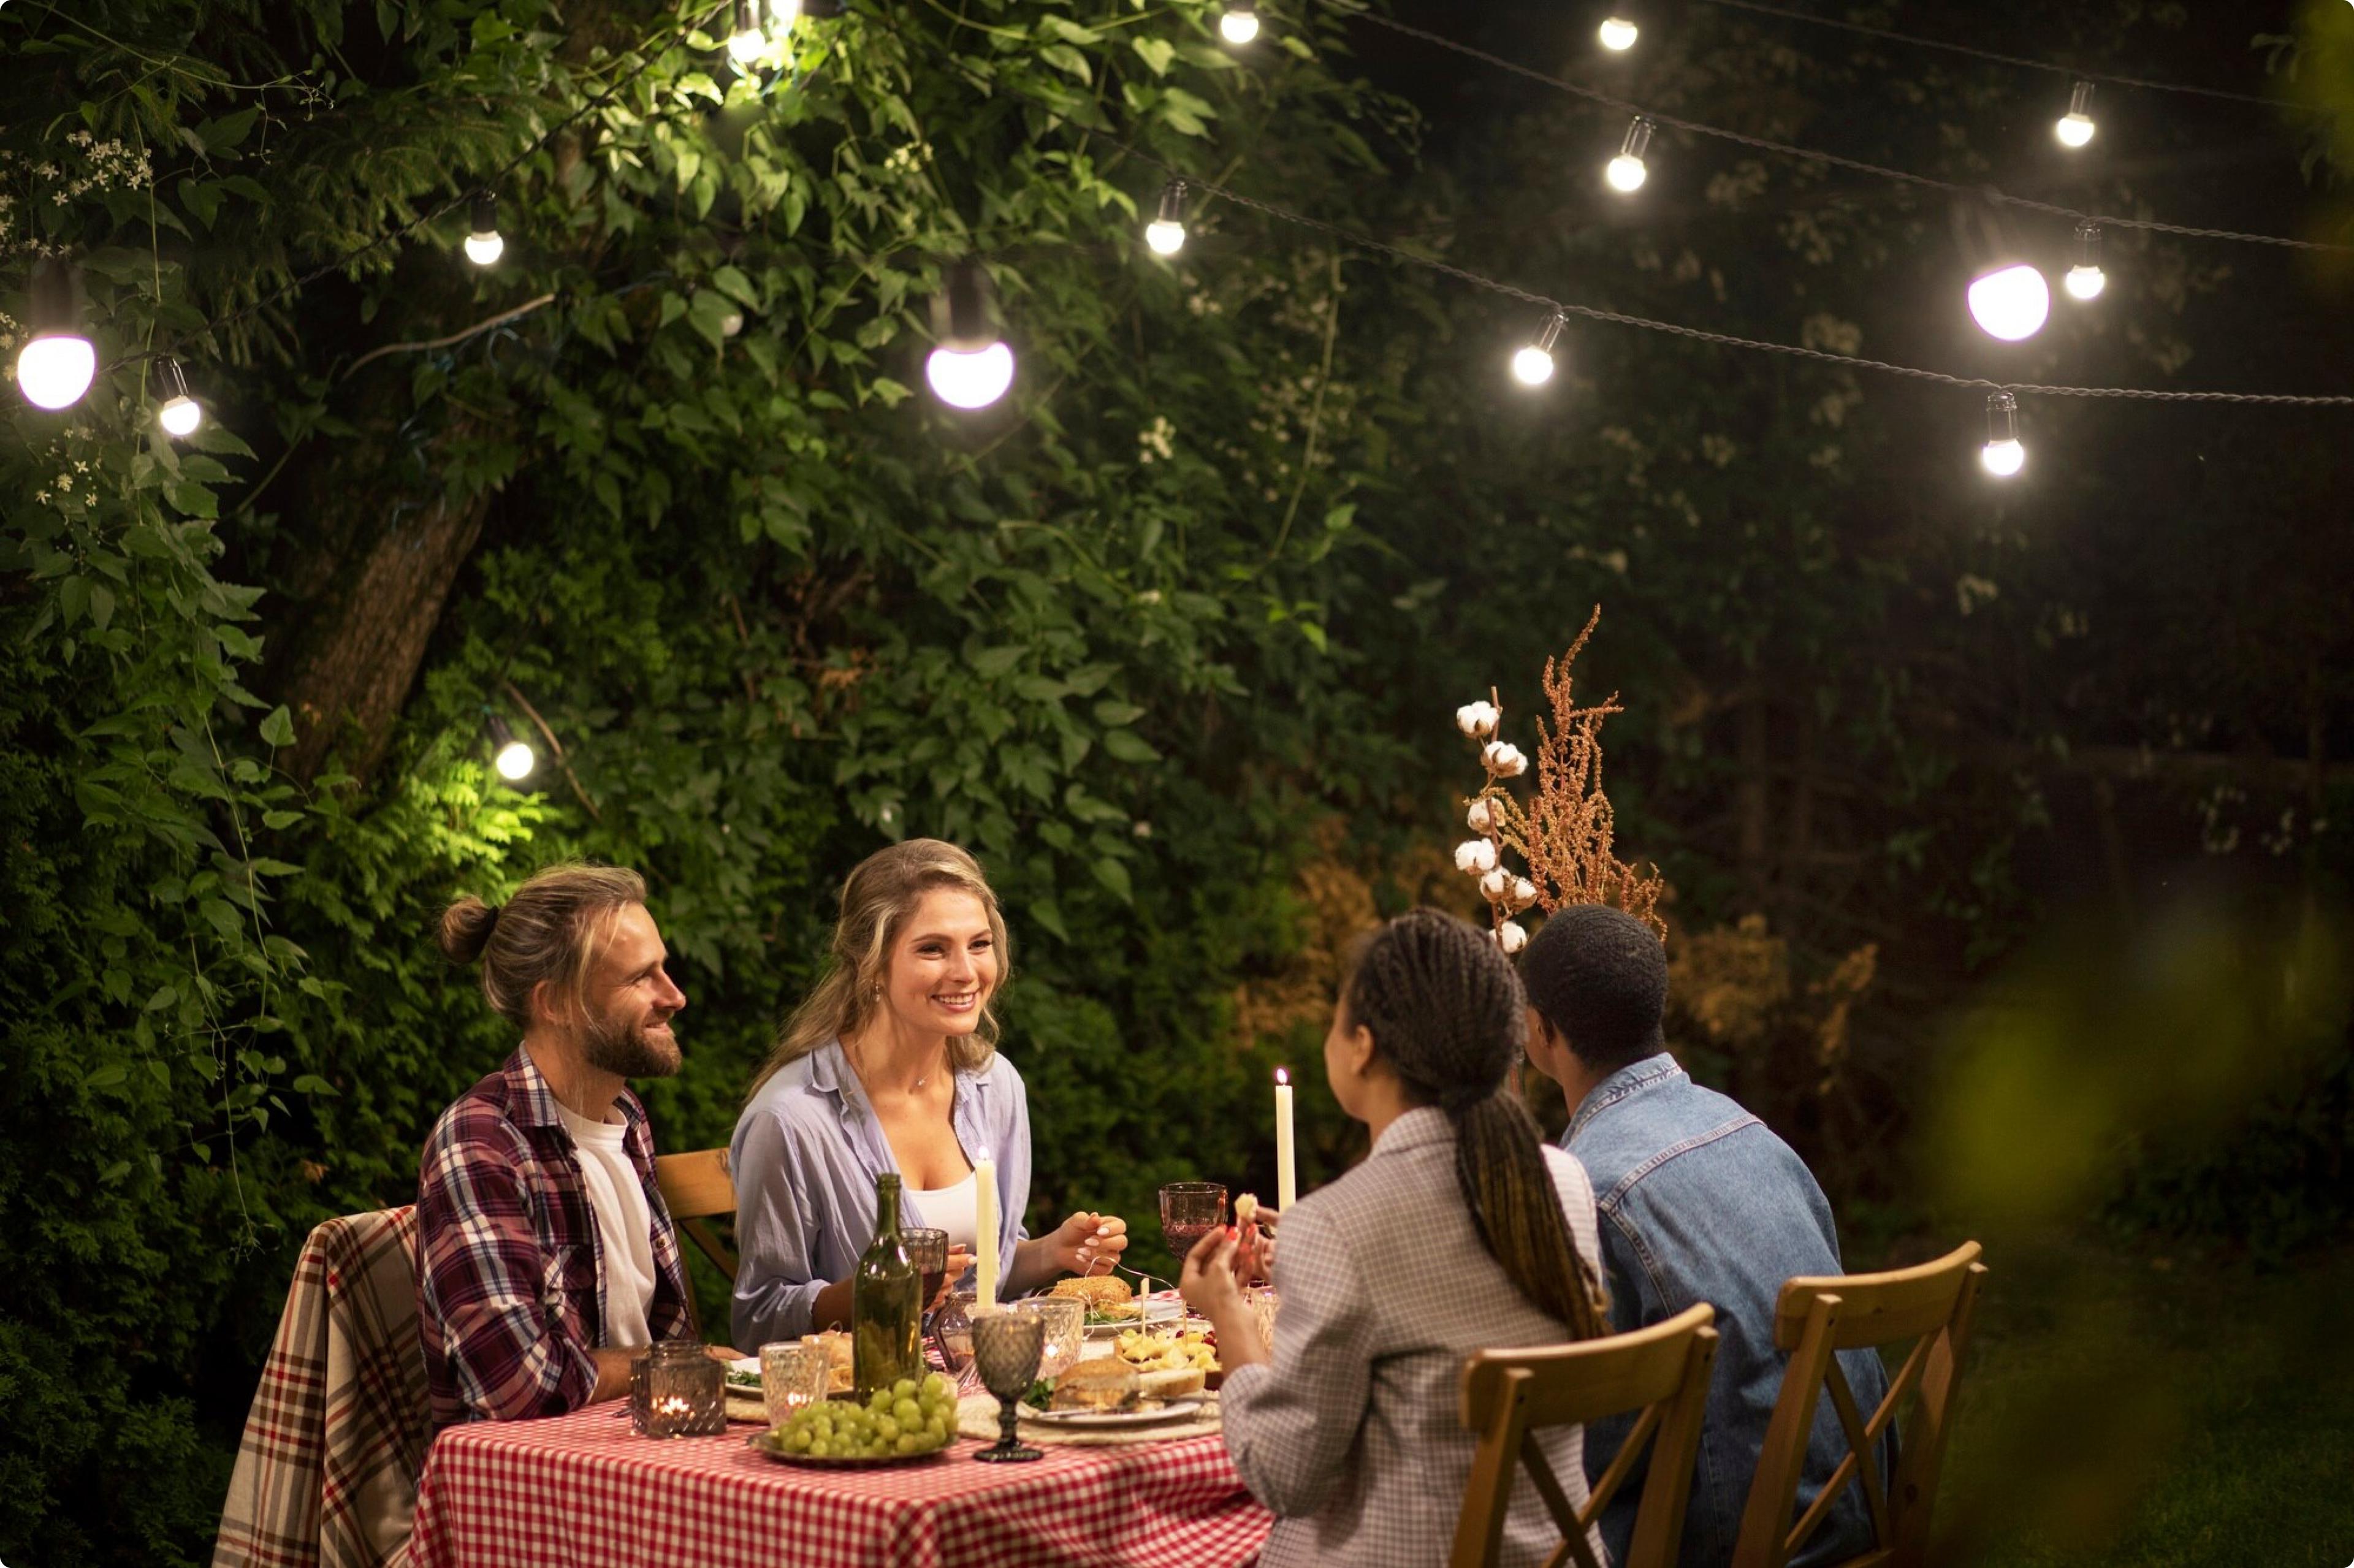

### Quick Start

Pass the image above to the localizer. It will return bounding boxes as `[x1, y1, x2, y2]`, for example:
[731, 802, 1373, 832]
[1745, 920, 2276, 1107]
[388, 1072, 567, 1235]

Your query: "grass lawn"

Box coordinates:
[1929, 1232, 2354, 1567]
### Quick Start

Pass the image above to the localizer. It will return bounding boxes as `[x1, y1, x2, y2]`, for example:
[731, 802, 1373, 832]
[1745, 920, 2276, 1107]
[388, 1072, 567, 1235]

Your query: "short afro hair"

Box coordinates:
[1520, 904, 1668, 1071]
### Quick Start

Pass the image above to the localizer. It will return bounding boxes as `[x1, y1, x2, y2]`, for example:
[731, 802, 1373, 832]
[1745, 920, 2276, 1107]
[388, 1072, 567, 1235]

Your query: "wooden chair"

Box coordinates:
[1449, 1303, 1720, 1568]
[655, 1146, 739, 1285]
[1731, 1241, 1988, 1568]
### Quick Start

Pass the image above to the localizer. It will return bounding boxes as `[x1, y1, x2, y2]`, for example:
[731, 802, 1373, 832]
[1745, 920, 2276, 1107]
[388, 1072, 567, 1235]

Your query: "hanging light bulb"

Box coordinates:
[1145, 180, 1188, 256]
[15, 257, 97, 411]
[156, 357, 203, 438]
[2064, 221, 2106, 302]
[727, 0, 768, 63]
[768, 0, 803, 29]
[1605, 116, 1654, 194]
[1510, 311, 1567, 387]
[487, 715, 536, 782]
[463, 191, 504, 267]
[2055, 81, 2096, 148]
[1219, 0, 1260, 45]
[924, 259, 1015, 411]
[1980, 391, 2025, 478]
[1966, 262, 2049, 341]
[1598, 14, 1639, 51]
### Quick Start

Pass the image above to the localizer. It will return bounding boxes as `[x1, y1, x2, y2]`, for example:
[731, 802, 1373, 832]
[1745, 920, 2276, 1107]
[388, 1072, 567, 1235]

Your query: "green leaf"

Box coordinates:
[1092, 700, 1146, 726]
[259, 706, 295, 748]
[1132, 36, 1176, 76]
[291, 1074, 341, 1096]
[83, 1064, 128, 1091]
[1091, 856, 1134, 902]
[1102, 729, 1162, 764]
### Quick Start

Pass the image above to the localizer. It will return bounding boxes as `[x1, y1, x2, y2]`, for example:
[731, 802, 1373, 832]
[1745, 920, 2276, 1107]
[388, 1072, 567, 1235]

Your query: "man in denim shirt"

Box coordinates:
[1521, 906, 1887, 1566]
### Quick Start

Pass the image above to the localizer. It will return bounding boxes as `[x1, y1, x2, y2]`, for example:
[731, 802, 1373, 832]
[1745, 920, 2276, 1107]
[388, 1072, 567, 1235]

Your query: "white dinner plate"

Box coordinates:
[1021, 1395, 1207, 1430]
[1081, 1300, 1184, 1338]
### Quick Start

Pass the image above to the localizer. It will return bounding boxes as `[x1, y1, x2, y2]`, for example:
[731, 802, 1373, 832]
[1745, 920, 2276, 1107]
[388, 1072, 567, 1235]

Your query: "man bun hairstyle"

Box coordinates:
[1341, 907, 1608, 1341]
[1520, 904, 1668, 1071]
[436, 863, 648, 1029]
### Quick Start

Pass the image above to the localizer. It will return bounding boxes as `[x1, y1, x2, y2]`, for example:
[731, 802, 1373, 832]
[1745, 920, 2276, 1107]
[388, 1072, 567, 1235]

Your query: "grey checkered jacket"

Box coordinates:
[1221, 1106, 1609, 1568]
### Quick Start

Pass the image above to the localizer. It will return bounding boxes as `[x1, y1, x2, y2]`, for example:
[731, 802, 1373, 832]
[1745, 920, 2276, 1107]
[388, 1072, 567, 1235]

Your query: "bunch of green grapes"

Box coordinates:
[773, 1374, 961, 1459]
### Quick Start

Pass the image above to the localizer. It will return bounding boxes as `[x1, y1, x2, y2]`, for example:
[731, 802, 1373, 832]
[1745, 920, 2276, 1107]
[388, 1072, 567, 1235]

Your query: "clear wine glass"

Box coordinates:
[1015, 1296, 1084, 1380]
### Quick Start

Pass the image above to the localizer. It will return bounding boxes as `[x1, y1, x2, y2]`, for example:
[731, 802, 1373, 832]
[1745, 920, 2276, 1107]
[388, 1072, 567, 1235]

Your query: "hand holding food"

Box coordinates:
[1178, 1225, 1246, 1319]
[1052, 1210, 1129, 1276]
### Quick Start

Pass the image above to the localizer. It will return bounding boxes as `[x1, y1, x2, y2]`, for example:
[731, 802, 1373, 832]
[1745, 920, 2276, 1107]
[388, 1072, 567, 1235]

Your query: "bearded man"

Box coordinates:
[416, 863, 729, 1428]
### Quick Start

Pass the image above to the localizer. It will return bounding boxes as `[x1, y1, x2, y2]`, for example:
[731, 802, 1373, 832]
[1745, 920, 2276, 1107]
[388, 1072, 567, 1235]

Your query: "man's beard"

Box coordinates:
[579, 1007, 682, 1079]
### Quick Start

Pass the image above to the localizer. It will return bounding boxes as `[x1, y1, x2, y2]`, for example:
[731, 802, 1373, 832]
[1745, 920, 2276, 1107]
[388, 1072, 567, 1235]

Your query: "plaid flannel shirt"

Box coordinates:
[415, 1047, 693, 1430]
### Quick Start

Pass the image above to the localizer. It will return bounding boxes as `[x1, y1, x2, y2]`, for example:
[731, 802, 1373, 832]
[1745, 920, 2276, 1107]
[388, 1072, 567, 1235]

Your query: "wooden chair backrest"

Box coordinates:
[1731, 1241, 1988, 1568]
[1449, 1303, 1720, 1568]
[654, 1147, 738, 1285]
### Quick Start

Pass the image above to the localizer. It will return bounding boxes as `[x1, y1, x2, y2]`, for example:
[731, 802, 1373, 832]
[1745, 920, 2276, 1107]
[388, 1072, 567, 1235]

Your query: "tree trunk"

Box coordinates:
[272, 487, 491, 783]
[1737, 693, 1771, 905]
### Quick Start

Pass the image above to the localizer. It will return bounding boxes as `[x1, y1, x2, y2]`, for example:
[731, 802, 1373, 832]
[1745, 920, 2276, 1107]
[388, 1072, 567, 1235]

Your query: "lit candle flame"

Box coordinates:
[1274, 1067, 1289, 1086]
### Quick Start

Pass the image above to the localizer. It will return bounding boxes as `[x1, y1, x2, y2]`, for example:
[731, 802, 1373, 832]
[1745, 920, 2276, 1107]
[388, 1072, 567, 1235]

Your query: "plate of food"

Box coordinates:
[1018, 1358, 1209, 1429]
[1049, 1274, 1182, 1337]
[750, 1372, 964, 1463]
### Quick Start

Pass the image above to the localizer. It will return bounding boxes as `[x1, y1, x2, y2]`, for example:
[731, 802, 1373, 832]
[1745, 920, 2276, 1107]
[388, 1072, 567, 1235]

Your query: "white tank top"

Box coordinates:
[555, 1102, 656, 1347]
[908, 1170, 980, 1255]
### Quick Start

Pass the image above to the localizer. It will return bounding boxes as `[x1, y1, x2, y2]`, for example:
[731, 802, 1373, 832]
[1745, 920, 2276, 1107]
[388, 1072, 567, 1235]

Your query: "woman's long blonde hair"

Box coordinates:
[747, 839, 1011, 1101]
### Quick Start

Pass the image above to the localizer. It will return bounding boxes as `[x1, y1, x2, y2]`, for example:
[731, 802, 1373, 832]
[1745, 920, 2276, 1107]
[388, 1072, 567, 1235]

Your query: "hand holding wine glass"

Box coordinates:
[1177, 1227, 1268, 1371]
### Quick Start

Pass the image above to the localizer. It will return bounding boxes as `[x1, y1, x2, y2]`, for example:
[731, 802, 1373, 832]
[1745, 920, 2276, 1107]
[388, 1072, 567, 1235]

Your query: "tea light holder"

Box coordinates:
[631, 1339, 726, 1437]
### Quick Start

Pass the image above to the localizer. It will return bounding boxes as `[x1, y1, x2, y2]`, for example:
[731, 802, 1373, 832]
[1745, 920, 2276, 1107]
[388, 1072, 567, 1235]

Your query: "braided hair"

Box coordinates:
[1341, 908, 1609, 1341]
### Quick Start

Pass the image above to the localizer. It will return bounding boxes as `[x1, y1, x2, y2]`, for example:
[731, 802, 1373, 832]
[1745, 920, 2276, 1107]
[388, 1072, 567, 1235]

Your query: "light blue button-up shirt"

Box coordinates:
[728, 1039, 1032, 1350]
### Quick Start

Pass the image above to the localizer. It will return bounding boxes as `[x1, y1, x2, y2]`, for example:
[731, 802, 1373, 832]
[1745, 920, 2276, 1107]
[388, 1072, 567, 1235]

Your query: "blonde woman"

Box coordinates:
[729, 840, 1128, 1347]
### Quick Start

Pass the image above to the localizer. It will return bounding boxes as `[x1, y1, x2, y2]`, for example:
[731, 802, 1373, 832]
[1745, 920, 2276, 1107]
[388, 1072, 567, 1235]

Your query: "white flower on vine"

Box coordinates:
[1512, 877, 1539, 911]
[1453, 839, 1497, 875]
[1483, 740, 1528, 777]
[1465, 798, 1494, 833]
[1455, 701, 1499, 739]
[1495, 920, 1528, 955]
[1479, 867, 1512, 902]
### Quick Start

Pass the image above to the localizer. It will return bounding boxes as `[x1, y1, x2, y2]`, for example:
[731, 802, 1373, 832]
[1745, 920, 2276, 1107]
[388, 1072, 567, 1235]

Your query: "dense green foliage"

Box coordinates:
[2, 0, 2348, 1562]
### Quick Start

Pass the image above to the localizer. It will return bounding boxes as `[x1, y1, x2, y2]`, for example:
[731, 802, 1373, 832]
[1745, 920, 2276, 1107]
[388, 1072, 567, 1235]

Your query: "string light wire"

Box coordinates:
[1339, 9, 2354, 254]
[1689, 0, 2336, 113]
[1115, 151, 2354, 406]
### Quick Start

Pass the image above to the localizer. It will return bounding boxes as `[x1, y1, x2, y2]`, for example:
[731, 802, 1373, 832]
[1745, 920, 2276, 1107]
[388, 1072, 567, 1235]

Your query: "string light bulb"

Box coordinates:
[1966, 261, 2049, 341]
[487, 715, 536, 783]
[1219, 0, 1259, 45]
[1980, 391, 2024, 478]
[925, 259, 1015, 411]
[2064, 221, 2106, 302]
[2055, 81, 2096, 148]
[1145, 180, 1188, 256]
[727, 0, 768, 63]
[768, 0, 803, 22]
[1510, 311, 1567, 387]
[463, 191, 503, 266]
[1606, 116, 1655, 193]
[15, 258, 96, 411]
[1598, 14, 1638, 51]
[156, 357, 202, 438]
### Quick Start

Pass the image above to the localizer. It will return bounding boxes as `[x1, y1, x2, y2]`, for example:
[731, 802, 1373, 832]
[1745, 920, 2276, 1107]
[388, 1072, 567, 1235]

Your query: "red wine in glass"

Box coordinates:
[1163, 1220, 1217, 1258]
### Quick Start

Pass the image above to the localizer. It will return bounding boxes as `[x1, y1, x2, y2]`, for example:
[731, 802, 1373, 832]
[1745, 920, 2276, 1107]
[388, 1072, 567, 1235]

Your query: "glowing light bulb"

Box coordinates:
[2063, 220, 2105, 301]
[18, 335, 96, 411]
[1510, 311, 1567, 387]
[1966, 262, 2049, 341]
[769, 0, 802, 22]
[156, 358, 202, 438]
[728, 0, 768, 63]
[927, 259, 1015, 410]
[1145, 180, 1187, 256]
[1598, 15, 1638, 51]
[1980, 391, 2025, 478]
[2055, 81, 2095, 148]
[1220, 1, 1259, 44]
[1606, 116, 1653, 194]
[495, 739, 536, 780]
[464, 191, 503, 267]
[925, 343, 1015, 409]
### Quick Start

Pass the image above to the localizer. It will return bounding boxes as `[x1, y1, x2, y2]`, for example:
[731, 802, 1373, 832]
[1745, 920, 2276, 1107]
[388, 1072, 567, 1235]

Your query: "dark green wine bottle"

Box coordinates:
[852, 1172, 922, 1399]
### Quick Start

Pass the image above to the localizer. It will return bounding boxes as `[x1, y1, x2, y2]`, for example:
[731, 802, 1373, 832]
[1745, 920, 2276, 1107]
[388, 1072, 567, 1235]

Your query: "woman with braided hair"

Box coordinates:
[1181, 907, 1609, 1568]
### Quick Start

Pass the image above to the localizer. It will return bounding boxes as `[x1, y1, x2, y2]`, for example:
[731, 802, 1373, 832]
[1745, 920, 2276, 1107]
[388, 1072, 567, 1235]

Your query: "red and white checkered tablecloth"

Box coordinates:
[406, 1402, 1271, 1568]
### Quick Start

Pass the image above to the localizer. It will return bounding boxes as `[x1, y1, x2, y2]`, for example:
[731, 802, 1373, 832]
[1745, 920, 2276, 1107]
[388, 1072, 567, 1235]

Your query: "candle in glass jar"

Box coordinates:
[974, 1148, 999, 1311]
[1274, 1068, 1297, 1212]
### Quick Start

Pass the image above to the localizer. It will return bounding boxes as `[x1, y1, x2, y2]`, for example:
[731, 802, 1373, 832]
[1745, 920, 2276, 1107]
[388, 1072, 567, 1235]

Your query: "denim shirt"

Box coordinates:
[728, 1040, 1031, 1350]
[1562, 1054, 1889, 1567]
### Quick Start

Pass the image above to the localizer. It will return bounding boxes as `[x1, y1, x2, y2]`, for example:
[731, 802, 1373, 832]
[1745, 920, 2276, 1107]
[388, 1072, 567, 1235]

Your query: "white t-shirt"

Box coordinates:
[556, 1102, 657, 1348]
[910, 1170, 980, 1255]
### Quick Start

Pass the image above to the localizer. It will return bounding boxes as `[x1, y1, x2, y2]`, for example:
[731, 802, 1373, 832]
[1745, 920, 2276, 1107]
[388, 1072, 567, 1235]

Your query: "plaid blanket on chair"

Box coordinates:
[214, 1206, 432, 1568]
